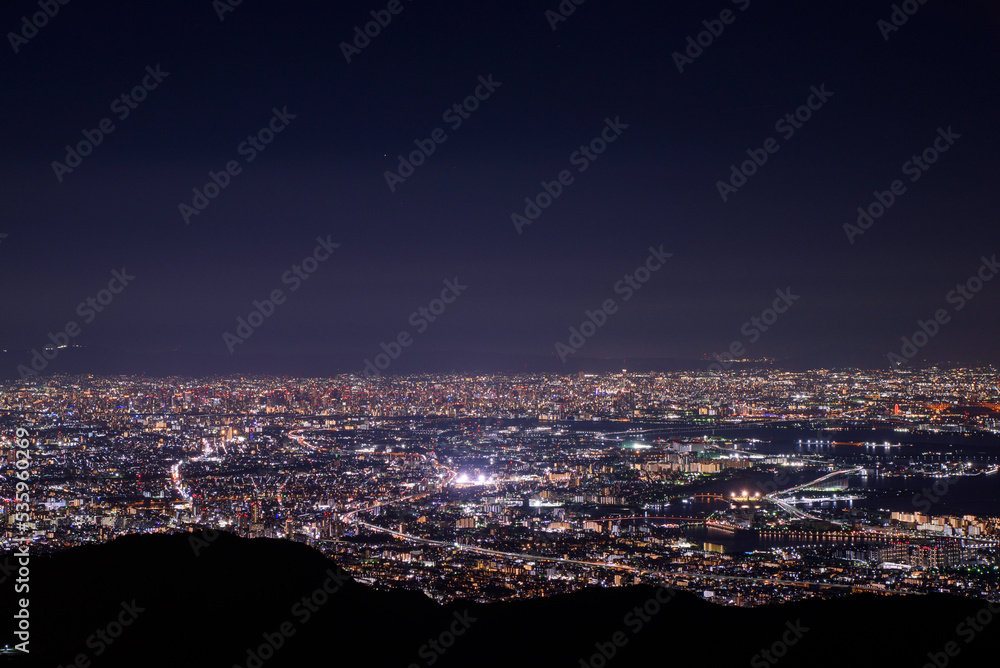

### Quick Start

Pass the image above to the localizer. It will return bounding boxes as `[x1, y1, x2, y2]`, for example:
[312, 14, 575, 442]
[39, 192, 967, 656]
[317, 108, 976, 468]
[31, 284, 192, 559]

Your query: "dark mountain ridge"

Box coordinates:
[3, 531, 998, 667]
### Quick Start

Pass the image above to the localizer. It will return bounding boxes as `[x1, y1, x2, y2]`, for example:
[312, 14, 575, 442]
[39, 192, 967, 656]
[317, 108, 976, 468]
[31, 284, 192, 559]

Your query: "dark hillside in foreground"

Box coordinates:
[3, 531, 998, 667]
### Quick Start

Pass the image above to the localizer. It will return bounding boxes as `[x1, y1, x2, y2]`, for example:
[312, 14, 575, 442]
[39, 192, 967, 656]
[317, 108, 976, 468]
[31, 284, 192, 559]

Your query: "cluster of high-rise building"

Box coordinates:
[890, 511, 998, 537]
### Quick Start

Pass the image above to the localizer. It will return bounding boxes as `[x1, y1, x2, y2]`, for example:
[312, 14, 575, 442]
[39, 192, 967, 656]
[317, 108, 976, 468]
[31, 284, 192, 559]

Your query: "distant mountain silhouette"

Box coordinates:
[3, 531, 999, 667]
[0, 346, 705, 379]
[5, 344, 993, 379]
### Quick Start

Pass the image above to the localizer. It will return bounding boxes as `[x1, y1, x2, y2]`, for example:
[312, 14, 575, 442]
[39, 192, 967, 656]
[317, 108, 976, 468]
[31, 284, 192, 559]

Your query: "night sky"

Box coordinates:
[3, 0, 1000, 378]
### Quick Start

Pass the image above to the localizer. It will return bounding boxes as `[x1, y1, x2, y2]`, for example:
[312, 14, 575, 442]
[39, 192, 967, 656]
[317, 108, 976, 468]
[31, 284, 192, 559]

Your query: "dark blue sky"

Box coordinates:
[2, 0, 1000, 377]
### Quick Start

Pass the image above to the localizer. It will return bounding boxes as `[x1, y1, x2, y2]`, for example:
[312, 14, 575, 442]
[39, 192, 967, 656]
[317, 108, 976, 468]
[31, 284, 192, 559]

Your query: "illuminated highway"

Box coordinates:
[767, 466, 864, 525]
[314, 426, 880, 593]
[347, 516, 890, 592]
[179, 427, 957, 599]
